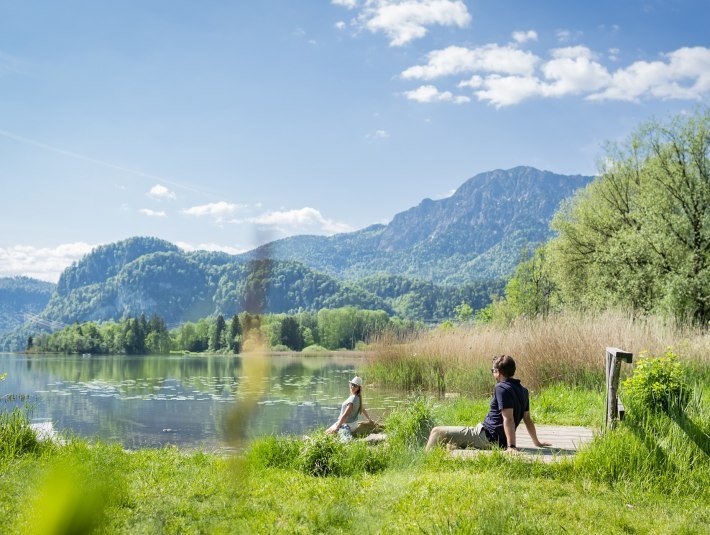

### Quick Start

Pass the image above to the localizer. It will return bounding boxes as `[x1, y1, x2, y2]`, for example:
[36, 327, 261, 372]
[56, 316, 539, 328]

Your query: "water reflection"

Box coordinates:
[0, 353, 401, 449]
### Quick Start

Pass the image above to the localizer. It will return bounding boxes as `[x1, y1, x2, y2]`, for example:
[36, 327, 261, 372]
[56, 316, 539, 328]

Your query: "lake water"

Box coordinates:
[0, 352, 404, 450]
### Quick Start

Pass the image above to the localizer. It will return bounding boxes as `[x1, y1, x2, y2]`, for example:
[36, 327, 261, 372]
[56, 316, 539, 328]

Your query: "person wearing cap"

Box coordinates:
[326, 375, 374, 440]
[425, 355, 551, 452]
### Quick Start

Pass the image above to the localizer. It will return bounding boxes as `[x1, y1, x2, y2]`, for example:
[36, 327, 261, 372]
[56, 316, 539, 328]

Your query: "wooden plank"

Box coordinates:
[449, 425, 595, 463]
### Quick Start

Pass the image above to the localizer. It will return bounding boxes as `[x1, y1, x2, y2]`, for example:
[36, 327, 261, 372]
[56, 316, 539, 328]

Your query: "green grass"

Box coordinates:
[1, 382, 708, 534]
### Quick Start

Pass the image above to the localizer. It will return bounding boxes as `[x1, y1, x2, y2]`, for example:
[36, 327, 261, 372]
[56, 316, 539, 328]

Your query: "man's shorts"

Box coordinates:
[436, 423, 492, 449]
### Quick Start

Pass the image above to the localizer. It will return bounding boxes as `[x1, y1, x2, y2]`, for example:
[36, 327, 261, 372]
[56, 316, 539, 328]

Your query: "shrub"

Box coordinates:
[248, 433, 390, 477]
[270, 344, 290, 352]
[622, 351, 689, 411]
[0, 407, 44, 461]
[301, 344, 329, 353]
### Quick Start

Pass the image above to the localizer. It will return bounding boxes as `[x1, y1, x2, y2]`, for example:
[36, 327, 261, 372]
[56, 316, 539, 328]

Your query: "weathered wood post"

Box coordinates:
[605, 347, 633, 428]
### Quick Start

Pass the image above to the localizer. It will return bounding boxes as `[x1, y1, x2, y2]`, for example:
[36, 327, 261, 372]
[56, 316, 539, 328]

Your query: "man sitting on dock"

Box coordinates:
[425, 355, 551, 452]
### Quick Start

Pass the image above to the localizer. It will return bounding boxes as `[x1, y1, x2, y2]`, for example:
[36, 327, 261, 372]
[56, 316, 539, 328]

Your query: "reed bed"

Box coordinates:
[368, 310, 710, 395]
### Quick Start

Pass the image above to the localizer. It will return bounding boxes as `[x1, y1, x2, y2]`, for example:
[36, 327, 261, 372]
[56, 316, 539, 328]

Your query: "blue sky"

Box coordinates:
[1, 0, 708, 281]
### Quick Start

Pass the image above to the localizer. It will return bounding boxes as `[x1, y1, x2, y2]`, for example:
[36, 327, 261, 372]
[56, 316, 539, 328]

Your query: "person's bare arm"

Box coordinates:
[523, 411, 551, 447]
[501, 408, 517, 451]
[326, 403, 352, 434]
[360, 405, 374, 423]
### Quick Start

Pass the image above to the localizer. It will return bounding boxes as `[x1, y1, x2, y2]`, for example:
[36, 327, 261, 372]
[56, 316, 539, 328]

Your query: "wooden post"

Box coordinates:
[605, 347, 632, 428]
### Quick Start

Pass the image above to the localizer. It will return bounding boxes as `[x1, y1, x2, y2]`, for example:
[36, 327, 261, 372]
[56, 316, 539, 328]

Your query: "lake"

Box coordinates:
[0, 352, 404, 450]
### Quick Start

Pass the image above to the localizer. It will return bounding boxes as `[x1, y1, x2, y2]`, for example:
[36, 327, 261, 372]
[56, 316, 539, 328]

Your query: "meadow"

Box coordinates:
[1, 311, 708, 534]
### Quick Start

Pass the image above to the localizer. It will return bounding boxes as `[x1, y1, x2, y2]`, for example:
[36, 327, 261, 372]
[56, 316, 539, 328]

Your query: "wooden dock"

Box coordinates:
[449, 425, 596, 463]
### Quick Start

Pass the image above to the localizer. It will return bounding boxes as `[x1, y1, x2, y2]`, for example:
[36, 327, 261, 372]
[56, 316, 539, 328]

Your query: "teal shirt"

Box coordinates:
[339, 394, 361, 425]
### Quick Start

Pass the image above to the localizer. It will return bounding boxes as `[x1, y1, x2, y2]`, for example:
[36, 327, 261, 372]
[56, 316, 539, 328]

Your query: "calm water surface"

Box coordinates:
[0, 352, 404, 450]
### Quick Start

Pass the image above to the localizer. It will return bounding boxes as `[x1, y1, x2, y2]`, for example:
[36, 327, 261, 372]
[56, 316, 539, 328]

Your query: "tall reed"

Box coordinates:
[368, 310, 709, 394]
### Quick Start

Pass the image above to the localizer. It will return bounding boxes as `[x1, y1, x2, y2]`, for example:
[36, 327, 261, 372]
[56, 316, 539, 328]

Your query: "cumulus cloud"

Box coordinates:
[176, 242, 247, 255]
[472, 75, 544, 107]
[588, 46, 710, 101]
[139, 208, 167, 217]
[0, 242, 95, 282]
[512, 30, 537, 44]
[335, 20, 347, 30]
[365, 129, 391, 139]
[332, 0, 358, 8]
[146, 184, 176, 200]
[401, 44, 540, 80]
[249, 207, 353, 235]
[402, 42, 710, 107]
[403, 84, 470, 103]
[183, 201, 245, 217]
[334, 0, 471, 46]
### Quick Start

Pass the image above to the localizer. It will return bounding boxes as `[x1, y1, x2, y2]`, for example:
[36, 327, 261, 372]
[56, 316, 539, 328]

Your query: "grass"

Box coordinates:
[1, 382, 708, 533]
[1, 329, 708, 533]
[368, 309, 710, 395]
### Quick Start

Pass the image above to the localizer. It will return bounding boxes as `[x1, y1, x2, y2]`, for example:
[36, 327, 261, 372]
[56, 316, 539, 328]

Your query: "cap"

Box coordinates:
[350, 376, 363, 387]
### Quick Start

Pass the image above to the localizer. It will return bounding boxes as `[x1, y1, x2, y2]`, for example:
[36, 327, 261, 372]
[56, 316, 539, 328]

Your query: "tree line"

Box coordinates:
[477, 109, 709, 325]
[27, 307, 421, 355]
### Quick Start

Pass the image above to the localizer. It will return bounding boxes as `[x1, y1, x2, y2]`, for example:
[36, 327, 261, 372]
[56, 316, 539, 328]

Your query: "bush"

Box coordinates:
[622, 351, 689, 411]
[270, 344, 290, 352]
[301, 344, 329, 353]
[0, 407, 46, 462]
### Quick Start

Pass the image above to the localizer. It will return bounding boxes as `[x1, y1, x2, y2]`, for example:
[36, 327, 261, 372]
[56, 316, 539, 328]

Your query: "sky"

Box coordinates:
[0, 0, 708, 282]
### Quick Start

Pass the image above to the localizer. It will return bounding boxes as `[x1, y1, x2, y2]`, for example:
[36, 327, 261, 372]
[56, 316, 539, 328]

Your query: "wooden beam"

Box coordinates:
[605, 347, 633, 428]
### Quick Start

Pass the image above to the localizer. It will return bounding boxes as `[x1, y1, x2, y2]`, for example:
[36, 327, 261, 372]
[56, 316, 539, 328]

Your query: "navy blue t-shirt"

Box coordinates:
[481, 378, 530, 447]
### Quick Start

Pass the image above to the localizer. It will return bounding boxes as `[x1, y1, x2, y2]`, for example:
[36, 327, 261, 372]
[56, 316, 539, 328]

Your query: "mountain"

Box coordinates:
[0, 277, 56, 335]
[239, 166, 594, 284]
[0, 166, 592, 350]
[0, 238, 498, 350]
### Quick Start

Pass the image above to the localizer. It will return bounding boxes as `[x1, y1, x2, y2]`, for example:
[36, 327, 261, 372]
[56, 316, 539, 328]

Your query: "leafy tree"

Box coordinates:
[209, 314, 226, 351]
[549, 109, 710, 322]
[280, 316, 304, 351]
[454, 302, 473, 322]
[228, 314, 242, 353]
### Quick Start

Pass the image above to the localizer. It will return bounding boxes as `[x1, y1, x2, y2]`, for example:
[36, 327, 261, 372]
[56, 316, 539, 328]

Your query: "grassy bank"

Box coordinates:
[368, 310, 710, 395]
[1, 378, 708, 534]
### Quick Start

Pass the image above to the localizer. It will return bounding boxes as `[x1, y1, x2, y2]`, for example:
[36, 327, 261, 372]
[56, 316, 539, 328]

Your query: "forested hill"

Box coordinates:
[0, 277, 56, 334]
[238, 166, 594, 284]
[0, 237, 499, 350]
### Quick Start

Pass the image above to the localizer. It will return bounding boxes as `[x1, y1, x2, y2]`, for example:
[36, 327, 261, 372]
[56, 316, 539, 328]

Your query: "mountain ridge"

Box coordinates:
[0, 166, 594, 350]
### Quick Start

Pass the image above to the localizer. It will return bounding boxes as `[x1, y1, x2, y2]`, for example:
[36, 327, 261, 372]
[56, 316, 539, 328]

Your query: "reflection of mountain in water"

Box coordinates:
[0, 353, 398, 448]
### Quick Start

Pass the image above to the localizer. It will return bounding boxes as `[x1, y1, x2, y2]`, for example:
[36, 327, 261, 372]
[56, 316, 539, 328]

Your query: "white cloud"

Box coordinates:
[555, 29, 577, 43]
[589, 46, 710, 101]
[183, 201, 245, 217]
[249, 207, 353, 235]
[473, 75, 544, 107]
[550, 46, 595, 60]
[146, 184, 176, 200]
[0, 242, 95, 282]
[401, 44, 539, 80]
[512, 30, 537, 44]
[335, 21, 347, 30]
[437, 44, 710, 107]
[365, 129, 391, 139]
[336, 0, 470, 46]
[403, 84, 470, 103]
[542, 50, 611, 96]
[139, 208, 167, 218]
[332, 0, 359, 8]
[176, 242, 247, 255]
[608, 48, 620, 62]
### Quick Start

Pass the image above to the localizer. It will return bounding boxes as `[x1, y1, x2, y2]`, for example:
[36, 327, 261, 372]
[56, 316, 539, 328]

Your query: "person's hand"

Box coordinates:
[326, 424, 338, 435]
[534, 440, 552, 448]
